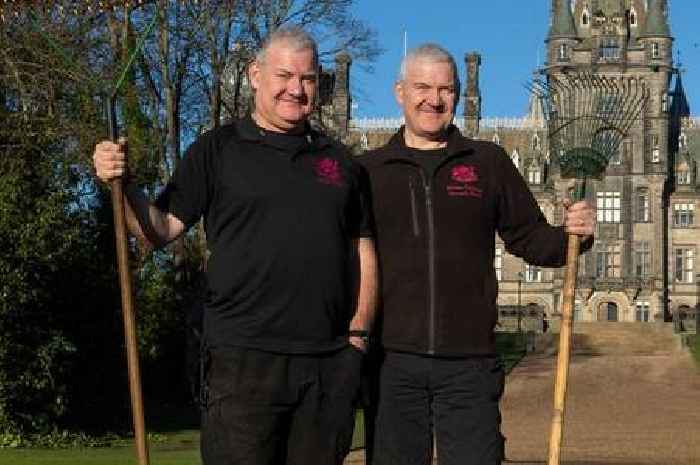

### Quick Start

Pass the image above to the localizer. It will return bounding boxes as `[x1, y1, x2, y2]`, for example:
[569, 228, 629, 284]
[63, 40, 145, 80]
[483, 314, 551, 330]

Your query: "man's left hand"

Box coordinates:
[349, 336, 368, 353]
[563, 199, 596, 238]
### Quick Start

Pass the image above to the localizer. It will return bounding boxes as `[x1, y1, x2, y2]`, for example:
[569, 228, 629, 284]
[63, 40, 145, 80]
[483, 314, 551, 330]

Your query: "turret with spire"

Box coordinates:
[547, 0, 579, 68]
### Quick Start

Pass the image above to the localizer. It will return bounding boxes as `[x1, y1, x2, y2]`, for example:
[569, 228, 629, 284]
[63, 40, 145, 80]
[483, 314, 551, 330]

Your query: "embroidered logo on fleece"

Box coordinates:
[314, 157, 343, 186]
[447, 164, 483, 198]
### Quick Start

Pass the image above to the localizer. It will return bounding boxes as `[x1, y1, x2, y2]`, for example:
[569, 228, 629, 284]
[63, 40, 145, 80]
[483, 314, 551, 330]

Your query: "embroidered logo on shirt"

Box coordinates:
[314, 157, 343, 186]
[447, 164, 483, 198]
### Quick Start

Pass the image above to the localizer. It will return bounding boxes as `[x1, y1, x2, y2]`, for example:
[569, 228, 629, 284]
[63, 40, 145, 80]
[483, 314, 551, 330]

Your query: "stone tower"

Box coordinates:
[332, 51, 352, 138]
[540, 0, 695, 323]
[463, 52, 482, 138]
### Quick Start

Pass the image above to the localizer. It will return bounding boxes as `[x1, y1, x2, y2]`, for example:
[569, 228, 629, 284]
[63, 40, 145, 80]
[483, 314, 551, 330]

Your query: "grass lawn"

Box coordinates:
[0, 415, 366, 465]
[0, 336, 524, 464]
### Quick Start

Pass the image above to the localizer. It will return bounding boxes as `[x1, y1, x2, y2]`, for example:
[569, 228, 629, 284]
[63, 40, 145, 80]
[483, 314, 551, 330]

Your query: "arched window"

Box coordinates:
[532, 134, 540, 150]
[629, 7, 637, 27]
[360, 132, 368, 150]
[679, 132, 688, 149]
[582, 11, 589, 26]
[492, 132, 500, 145]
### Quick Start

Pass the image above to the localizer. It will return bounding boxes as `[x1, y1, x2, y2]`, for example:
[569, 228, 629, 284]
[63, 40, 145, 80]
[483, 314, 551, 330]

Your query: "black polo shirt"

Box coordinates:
[155, 117, 374, 354]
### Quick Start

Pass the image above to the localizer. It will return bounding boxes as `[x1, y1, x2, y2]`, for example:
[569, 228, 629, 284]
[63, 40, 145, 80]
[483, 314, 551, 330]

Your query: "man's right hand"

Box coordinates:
[93, 138, 128, 183]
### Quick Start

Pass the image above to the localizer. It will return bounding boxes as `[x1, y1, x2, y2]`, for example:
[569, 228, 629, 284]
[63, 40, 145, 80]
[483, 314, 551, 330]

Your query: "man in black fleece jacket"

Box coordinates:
[357, 44, 595, 465]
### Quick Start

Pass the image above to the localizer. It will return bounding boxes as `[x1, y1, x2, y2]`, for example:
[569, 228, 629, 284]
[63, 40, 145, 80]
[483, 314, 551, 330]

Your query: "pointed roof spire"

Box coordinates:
[526, 86, 546, 128]
[549, 0, 577, 39]
[641, 0, 671, 38]
[669, 73, 690, 119]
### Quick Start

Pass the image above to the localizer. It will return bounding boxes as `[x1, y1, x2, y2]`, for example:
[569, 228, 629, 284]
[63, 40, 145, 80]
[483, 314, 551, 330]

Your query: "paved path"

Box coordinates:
[501, 351, 700, 465]
[347, 346, 700, 464]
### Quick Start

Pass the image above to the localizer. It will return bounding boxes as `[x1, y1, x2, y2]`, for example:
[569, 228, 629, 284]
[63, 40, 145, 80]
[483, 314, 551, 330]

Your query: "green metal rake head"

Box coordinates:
[529, 72, 649, 199]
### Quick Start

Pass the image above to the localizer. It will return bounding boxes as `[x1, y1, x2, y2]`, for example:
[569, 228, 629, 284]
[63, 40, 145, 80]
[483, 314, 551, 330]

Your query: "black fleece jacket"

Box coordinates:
[358, 125, 588, 356]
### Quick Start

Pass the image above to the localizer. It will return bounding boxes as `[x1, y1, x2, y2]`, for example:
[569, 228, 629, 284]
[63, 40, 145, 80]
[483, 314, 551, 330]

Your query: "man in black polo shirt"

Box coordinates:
[358, 44, 595, 465]
[93, 27, 377, 465]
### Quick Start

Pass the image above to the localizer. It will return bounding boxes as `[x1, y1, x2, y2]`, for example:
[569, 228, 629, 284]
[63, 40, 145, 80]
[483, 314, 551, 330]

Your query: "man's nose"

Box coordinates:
[287, 77, 303, 97]
[425, 89, 442, 106]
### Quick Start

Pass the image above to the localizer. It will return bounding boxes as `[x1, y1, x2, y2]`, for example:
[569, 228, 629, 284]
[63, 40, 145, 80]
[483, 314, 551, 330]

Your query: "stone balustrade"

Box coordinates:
[350, 116, 546, 132]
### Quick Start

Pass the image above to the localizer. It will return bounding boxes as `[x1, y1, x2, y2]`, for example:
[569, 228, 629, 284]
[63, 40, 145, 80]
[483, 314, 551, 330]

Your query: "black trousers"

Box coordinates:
[201, 345, 363, 465]
[373, 351, 505, 465]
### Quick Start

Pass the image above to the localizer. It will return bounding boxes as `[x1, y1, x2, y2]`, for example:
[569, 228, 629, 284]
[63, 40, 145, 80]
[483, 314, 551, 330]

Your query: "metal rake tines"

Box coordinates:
[528, 72, 649, 179]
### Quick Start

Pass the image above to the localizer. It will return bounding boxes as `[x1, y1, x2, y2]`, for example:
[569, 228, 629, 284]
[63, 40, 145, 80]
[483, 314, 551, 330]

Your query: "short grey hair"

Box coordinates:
[398, 43, 461, 99]
[256, 26, 319, 69]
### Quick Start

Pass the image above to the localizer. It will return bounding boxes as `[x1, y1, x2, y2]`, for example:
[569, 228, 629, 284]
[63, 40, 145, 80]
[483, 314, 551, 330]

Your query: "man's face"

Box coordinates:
[249, 42, 317, 132]
[395, 58, 457, 139]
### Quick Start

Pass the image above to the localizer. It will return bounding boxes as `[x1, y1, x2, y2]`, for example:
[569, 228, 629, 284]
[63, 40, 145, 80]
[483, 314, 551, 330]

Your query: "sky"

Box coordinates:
[347, 0, 700, 118]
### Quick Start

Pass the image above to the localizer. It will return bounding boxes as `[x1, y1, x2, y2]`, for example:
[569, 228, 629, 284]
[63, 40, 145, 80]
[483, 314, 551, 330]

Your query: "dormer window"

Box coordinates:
[528, 166, 542, 185]
[651, 42, 660, 59]
[677, 165, 691, 185]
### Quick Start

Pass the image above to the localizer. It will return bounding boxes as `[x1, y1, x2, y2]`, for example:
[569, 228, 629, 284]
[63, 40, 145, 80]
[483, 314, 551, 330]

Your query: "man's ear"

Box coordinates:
[394, 81, 405, 107]
[248, 60, 261, 91]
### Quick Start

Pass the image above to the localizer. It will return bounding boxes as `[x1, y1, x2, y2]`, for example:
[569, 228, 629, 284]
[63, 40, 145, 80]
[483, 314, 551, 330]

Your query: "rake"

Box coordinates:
[529, 71, 649, 465]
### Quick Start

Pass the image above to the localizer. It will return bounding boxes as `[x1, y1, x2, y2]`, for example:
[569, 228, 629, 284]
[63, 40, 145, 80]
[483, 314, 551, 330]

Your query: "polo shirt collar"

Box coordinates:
[236, 115, 333, 151]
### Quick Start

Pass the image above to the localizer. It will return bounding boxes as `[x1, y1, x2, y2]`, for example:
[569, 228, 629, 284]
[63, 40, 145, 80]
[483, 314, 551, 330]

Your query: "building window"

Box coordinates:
[673, 203, 695, 227]
[677, 165, 691, 185]
[596, 243, 621, 278]
[635, 301, 650, 322]
[495, 248, 502, 281]
[597, 191, 621, 223]
[629, 8, 637, 27]
[679, 133, 688, 149]
[582, 10, 590, 26]
[651, 134, 660, 162]
[493, 133, 500, 145]
[599, 37, 621, 60]
[532, 134, 540, 151]
[559, 44, 569, 61]
[528, 167, 542, 185]
[636, 189, 650, 222]
[651, 42, 660, 59]
[674, 248, 695, 283]
[635, 242, 651, 278]
[574, 300, 583, 321]
[525, 264, 541, 283]
[677, 170, 691, 185]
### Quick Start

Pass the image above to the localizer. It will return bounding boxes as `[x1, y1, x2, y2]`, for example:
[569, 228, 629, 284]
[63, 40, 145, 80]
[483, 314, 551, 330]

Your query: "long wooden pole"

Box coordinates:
[546, 233, 580, 465]
[107, 99, 150, 465]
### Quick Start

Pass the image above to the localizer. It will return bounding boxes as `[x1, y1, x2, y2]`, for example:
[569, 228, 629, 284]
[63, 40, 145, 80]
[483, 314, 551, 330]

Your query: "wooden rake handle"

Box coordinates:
[108, 100, 150, 465]
[547, 233, 580, 465]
